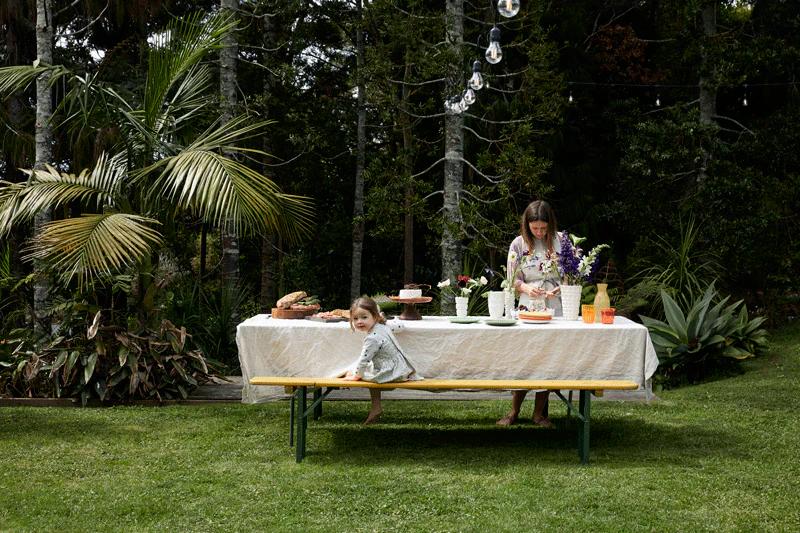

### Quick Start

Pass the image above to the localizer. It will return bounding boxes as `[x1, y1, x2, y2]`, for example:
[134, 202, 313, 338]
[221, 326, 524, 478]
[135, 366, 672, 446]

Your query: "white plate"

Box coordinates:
[521, 319, 551, 324]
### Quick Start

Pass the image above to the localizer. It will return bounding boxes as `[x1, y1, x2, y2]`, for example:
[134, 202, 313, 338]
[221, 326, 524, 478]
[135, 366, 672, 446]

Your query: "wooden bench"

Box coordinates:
[249, 377, 639, 464]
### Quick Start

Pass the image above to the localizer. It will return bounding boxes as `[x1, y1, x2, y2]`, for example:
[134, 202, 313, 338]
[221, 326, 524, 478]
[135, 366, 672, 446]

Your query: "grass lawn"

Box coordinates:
[2, 323, 799, 532]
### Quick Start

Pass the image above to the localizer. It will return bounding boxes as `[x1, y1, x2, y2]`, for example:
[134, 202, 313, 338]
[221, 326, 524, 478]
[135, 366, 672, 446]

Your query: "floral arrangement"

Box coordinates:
[557, 232, 610, 285]
[501, 250, 533, 290]
[438, 274, 488, 297]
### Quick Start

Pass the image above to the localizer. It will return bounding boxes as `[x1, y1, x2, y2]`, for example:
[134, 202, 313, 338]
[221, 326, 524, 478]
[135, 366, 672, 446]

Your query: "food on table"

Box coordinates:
[310, 311, 343, 320]
[518, 310, 552, 321]
[276, 291, 307, 309]
[331, 309, 350, 319]
[398, 288, 422, 299]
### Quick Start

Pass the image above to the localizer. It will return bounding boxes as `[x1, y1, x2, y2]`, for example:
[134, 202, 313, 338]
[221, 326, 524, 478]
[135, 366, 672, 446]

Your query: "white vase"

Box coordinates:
[561, 284, 582, 321]
[455, 296, 469, 317]
[487, 291, 505, 319]
[504, 289, 515, 318]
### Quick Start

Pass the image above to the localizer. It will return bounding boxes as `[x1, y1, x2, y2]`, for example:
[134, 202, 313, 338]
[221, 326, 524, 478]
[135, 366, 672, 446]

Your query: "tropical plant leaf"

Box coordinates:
[661, 290, 687, 340]
[23, 213, 163, 288]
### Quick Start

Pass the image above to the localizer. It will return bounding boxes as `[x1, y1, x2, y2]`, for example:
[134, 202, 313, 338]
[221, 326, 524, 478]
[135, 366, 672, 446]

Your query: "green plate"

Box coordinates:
[448, 317, 481, 324]
[483, 318, 517, 326]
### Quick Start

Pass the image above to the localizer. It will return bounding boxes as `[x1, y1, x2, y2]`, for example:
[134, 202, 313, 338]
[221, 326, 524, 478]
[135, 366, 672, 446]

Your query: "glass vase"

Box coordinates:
[593, 283, 611, 323]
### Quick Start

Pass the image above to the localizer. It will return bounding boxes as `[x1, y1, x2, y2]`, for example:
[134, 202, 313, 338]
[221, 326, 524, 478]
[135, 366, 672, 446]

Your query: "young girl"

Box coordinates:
[344, 296, 421, 424]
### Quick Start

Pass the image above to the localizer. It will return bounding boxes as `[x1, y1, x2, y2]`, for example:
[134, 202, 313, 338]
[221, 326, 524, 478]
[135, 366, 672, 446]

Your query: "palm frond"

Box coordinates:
[0, 64, 69, 97]
[143, 12, 235, 129]
[0, 180, 28, 236]
[23, 213, 163, 289]
[20, 152, 125, 212]
[137, 147, 313, 241]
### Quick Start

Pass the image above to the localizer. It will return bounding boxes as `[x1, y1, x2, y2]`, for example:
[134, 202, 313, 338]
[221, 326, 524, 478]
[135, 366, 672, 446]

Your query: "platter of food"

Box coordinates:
[518, 310, 553, 324]
[305, 310, 349, 323]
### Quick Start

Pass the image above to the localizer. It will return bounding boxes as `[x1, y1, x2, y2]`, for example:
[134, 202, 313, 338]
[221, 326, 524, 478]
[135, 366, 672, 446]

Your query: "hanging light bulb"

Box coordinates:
[485, 27, 502, 65]
[655, 93, 661, 107]
[457, 97, 469, 112]
[743, 84, 749, 107]
[468, 60, 484, 90]
[497, 0, 520, 18]
[463, 88, 476, 105]
[568, 91, 573, 103]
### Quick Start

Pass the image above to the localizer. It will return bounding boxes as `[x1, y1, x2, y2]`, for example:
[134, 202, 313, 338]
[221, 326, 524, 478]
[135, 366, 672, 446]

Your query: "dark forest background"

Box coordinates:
[1, 1, 797, 379]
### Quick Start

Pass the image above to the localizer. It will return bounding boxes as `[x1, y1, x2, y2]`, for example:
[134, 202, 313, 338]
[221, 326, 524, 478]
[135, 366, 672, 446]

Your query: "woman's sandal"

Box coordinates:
[533, 416, 555, 429]
[496, 412, 519, 426]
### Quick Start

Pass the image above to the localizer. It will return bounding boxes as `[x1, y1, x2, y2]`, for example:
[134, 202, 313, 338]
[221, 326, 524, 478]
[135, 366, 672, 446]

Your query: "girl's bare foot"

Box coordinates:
[533, 416, 554, 428]
[364, 409, 383, 425]
[496, 412, 519, 426]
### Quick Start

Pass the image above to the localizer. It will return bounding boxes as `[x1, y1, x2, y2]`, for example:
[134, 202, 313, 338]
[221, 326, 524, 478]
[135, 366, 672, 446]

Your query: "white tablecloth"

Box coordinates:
[236, 315, 660, 403]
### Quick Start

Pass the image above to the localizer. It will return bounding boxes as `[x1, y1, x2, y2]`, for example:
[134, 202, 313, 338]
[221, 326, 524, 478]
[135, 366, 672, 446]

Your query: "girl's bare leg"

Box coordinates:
[496, 390, 528, 426]
[364, 389, 383, 425]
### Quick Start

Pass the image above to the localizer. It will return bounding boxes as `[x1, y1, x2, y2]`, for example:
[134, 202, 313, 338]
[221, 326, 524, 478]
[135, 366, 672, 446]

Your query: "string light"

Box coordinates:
[655, 93, 661, 107]
[742, 84, 749, 107]
[445, 2, 516, 113]
[497, 0, 520, 18]
[485, 26, 502, 65]
[468, 61, 484, 91]
[568, 91, 573, 103]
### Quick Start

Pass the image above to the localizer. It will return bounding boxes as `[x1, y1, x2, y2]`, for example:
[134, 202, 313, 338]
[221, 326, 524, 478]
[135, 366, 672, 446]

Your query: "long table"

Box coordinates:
[235, 315, 659, 403]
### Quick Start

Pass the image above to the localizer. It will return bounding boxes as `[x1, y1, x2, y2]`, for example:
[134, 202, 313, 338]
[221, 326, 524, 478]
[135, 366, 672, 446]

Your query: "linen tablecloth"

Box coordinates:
[235, 315, 659, 403]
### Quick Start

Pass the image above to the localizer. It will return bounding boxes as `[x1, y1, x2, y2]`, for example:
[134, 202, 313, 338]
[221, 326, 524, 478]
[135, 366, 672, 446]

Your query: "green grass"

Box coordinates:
[2, 323, 800, 532]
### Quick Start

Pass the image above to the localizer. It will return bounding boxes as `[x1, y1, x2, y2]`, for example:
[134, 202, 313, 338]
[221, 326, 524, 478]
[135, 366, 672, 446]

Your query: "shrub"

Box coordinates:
[0, 313, 214, 405]
[641, 282, 769, 387]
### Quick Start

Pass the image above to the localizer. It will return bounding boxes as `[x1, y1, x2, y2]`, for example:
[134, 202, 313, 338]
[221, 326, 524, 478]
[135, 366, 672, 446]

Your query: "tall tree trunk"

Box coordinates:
[697, 1, 717, 184]
[33, 0, 53, 334]
[220, 0, 239, 285]
[260, 234, 277, 312]
[400, 59, 415, 284]
[258, 5, 278, 311]
[441, 0, 464, 314]
[350, 0, 366, 300]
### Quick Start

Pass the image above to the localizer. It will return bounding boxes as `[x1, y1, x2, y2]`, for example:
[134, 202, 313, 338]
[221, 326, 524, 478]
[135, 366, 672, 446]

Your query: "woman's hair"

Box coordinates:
[349, 296, 387, 331]
[521, 200, 558, 253]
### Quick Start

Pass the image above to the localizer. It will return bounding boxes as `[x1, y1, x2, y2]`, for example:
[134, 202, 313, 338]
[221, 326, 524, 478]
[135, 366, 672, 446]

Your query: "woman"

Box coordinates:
[496, 200, 562, 428]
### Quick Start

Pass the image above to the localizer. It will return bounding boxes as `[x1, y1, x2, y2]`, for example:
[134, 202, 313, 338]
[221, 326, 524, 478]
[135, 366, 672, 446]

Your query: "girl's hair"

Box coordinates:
[521, 200, 558, 254]
[349, 296, 386, 331]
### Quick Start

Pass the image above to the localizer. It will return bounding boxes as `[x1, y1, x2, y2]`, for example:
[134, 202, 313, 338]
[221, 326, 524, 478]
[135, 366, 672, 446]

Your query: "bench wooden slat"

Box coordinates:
[249, 376, 639, 391]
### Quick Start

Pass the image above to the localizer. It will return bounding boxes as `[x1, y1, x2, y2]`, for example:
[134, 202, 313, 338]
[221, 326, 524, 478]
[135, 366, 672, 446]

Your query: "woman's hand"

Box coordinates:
[545, 286, 561, 298]
[523, 283, 547, 297]
[344, 372, 362, 381]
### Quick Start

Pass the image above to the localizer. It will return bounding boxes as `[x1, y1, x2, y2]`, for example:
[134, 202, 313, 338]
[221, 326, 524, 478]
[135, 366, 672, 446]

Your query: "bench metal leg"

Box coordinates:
[289, 389, 296, 447]
[578, 390, 591, 465]
[296, 386, 308, 463]
[313, 388, 322, 420]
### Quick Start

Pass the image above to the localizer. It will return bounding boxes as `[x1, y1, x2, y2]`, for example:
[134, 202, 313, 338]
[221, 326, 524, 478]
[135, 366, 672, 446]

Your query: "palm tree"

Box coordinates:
[0, 12, 312, 293]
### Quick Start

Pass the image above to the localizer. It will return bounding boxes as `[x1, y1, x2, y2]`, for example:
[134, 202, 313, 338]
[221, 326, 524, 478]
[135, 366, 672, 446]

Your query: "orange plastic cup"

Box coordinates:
[601, 307, 616, 324]
[581, 304, 595, 323]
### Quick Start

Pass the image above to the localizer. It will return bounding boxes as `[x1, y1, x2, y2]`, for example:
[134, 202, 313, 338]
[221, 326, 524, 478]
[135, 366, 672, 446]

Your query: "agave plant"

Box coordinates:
[641, 282, 768, 384]
[0, 12, 312, 290]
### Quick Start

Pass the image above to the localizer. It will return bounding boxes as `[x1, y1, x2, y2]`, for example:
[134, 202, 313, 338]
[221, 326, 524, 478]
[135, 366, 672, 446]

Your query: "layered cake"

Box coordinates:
[519, 310, 552, 321]
[398, 288, 422, 299]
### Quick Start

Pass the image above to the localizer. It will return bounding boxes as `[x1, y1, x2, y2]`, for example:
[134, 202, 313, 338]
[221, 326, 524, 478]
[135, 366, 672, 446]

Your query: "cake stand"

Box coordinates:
[389, 296, 433, 320]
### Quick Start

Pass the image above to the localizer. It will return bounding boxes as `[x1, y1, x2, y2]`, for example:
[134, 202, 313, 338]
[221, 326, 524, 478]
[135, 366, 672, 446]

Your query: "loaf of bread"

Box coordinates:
[276, 291, 306, 309]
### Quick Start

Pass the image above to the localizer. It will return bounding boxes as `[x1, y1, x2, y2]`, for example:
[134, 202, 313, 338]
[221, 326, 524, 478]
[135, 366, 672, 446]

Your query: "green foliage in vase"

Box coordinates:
[641, 282, 768, 387]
